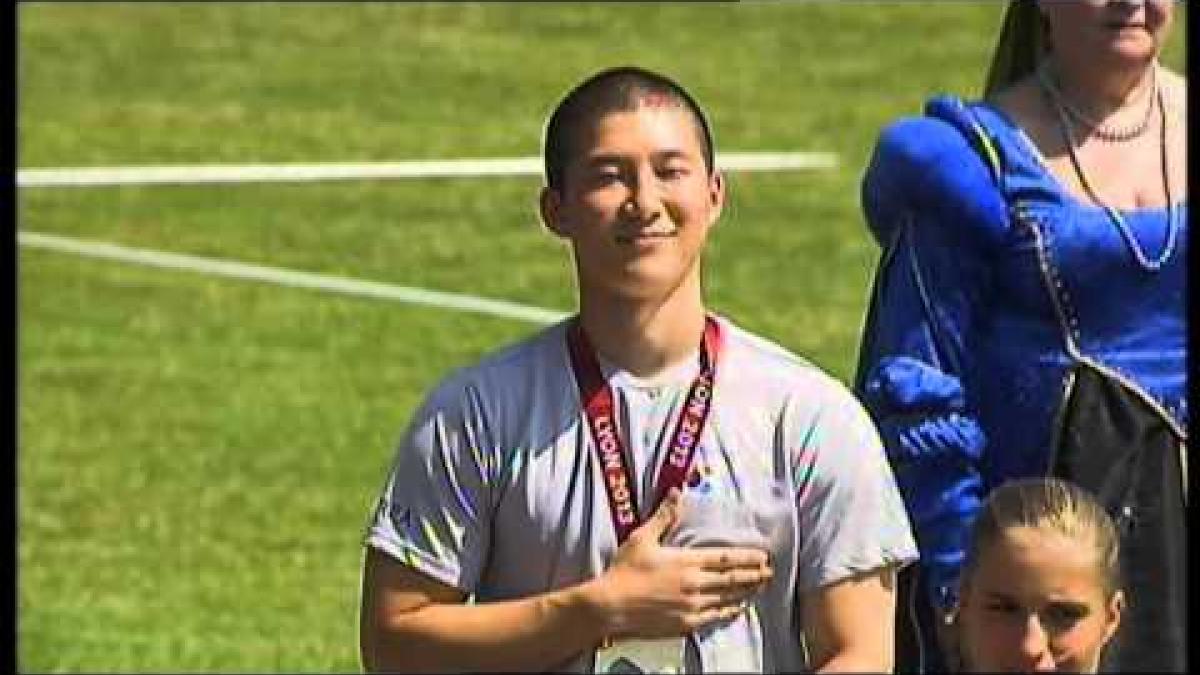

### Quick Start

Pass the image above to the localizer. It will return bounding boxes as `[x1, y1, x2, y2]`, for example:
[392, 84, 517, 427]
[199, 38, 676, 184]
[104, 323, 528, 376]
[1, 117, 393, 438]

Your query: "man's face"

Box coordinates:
[541, 101, 724, 303]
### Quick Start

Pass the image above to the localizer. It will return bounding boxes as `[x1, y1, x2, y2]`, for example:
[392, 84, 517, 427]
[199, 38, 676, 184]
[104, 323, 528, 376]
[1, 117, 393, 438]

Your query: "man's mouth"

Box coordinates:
[616, 229, 676, 244]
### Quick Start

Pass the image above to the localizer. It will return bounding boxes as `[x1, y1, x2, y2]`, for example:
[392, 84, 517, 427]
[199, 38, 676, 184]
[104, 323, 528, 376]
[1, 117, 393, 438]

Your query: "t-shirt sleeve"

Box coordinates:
[791, 377, 919, 591]
[364, 375, 496, 593]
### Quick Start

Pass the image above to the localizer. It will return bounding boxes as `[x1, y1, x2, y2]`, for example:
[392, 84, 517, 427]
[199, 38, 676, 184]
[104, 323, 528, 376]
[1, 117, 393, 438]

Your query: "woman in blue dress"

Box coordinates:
[854, 1, 1186, 671]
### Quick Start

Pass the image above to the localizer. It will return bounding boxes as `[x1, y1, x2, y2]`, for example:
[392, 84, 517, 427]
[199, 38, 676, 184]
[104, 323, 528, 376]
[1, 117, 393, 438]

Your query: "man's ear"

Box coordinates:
[539, 186, 570, 238]
[706, 170, 726, 227]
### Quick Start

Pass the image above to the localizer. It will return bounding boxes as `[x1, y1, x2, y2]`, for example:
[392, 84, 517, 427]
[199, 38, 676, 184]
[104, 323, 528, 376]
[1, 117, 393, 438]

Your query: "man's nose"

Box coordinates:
[623, 169, 662, 222]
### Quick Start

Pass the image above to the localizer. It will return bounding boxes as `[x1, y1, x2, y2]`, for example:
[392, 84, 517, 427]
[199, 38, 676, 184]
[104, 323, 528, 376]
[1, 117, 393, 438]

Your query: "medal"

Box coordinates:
[593, 637, 688, 674]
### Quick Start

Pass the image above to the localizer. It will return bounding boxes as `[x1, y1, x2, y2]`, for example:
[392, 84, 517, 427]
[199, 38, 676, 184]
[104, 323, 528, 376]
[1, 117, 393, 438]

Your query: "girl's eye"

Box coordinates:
[985, 600, 1021, 616]
[1042, 604, 1088, 631]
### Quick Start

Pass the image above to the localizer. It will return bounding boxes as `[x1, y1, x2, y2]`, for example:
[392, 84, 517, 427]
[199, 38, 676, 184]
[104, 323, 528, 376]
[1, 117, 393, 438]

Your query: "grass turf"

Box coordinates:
[17, 3, 1186, 671]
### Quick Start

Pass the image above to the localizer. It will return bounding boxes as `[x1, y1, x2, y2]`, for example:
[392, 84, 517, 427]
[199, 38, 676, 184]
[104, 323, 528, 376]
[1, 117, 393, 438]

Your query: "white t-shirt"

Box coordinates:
[365, 314, 918, 672]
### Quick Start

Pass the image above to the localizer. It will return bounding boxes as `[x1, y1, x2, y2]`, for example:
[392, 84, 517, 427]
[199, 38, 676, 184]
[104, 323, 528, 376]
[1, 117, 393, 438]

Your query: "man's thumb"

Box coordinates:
[642, 488, 683, 541]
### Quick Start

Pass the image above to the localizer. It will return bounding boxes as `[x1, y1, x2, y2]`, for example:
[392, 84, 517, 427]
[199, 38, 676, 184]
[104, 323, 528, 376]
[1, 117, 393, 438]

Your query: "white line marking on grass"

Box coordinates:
[16, 152, 837, 187]
[18, 231, 571, 325]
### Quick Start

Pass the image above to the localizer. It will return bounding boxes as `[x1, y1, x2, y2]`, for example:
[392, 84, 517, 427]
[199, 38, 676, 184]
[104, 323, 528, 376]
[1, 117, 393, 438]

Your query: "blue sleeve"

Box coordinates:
[853, 109, 1009, 613]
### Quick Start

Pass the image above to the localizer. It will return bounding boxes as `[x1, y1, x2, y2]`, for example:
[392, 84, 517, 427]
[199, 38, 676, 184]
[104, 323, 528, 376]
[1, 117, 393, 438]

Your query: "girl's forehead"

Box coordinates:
[975, 526, 1107, 589]
[997, 525, 1080, 558]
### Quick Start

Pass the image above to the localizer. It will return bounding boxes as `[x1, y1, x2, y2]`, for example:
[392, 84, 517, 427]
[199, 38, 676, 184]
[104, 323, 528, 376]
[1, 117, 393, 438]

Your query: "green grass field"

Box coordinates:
[17, 3, 1186, 671]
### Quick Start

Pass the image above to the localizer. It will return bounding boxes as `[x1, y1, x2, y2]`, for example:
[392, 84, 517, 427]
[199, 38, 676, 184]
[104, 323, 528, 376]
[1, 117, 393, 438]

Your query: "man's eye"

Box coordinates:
[590, 171, 621, 186]
[659, 166, 689, 180]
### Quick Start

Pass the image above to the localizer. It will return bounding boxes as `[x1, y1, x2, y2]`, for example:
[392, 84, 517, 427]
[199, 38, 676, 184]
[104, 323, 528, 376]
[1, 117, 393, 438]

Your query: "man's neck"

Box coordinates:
[576, 279, 707, 379]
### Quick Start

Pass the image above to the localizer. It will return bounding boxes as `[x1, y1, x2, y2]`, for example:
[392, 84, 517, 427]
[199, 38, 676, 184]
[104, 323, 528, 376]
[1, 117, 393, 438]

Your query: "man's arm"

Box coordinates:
[801, 565, 899, 673]
[359, 547, 607, 673]
[360, 489, 773, 673]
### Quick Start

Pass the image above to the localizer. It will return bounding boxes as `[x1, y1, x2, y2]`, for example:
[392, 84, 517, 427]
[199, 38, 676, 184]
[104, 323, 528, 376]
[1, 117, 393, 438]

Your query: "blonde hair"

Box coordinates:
[962, 477, 1121, 596]
[982, 0, 1048, 99]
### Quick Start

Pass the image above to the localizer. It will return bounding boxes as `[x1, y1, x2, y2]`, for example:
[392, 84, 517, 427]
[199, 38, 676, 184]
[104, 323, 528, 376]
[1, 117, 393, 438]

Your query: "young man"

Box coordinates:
[359, 66, 917, 673]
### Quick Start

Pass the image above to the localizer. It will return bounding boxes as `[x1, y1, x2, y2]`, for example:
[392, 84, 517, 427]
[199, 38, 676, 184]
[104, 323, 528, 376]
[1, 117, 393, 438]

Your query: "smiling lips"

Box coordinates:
[615, 215, 677, 243]
[616, 229, 676, 244]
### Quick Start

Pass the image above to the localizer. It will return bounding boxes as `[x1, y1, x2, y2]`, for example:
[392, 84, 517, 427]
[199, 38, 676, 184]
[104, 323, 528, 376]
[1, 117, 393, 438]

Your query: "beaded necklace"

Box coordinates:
[1038, 62, 1157, 143]
[1038, 66, 1179, 272]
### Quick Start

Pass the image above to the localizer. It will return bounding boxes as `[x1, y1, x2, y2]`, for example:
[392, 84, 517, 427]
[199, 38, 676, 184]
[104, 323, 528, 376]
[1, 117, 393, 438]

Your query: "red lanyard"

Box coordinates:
[566, 316, 722, 545]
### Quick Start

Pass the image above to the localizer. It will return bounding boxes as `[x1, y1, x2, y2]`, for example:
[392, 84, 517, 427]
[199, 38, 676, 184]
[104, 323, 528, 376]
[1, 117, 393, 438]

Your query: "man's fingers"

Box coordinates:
[632, 488, 683, 542]
[692, 547, 770, 571]
[727, 565, 772, 586]
[687, 567, 772, 595]
[691, 592, 751, 613]
[686, 599, 751, 631]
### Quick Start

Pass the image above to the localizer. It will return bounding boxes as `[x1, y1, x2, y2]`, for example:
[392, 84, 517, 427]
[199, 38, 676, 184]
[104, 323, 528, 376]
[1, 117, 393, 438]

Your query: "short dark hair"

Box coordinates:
[542, 66, 715, 191]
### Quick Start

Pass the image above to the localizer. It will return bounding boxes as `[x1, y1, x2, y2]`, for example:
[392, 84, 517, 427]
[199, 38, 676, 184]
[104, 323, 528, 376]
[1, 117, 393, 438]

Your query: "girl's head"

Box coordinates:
[957, 478, 1123, 673]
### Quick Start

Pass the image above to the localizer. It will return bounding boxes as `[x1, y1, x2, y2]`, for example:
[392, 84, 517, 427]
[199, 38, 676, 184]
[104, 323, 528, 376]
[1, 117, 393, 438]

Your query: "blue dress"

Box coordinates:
[855, 95, 1187, 671]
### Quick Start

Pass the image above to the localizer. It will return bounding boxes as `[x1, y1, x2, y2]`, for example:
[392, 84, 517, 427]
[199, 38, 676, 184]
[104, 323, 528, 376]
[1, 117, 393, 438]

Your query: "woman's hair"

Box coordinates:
[961, 477, 1122, 596]
[982, 0, 1048, 99]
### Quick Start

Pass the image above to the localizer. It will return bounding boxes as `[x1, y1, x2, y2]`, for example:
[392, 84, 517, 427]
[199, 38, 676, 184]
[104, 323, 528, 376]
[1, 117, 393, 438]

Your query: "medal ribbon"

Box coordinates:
[566, 315, 721, 545]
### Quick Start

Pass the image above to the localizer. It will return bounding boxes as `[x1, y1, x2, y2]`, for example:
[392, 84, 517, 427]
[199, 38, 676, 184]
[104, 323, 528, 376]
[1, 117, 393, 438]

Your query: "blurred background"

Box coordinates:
[17, 3, 1186, 671]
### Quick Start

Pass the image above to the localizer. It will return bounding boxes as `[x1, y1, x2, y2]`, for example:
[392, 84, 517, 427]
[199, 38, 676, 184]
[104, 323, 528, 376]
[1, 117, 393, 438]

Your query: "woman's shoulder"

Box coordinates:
[870, 92, 1022, 184]
[863, 94, 1011, 247]
[871, 96, 979, 170]
[1160, 67, 1187, 120]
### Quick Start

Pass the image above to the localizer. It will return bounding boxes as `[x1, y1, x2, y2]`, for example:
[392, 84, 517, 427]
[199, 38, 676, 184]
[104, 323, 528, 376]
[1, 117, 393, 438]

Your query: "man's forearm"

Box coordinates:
[363, 577, 609, 673]
[813, 649, 894, 674]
